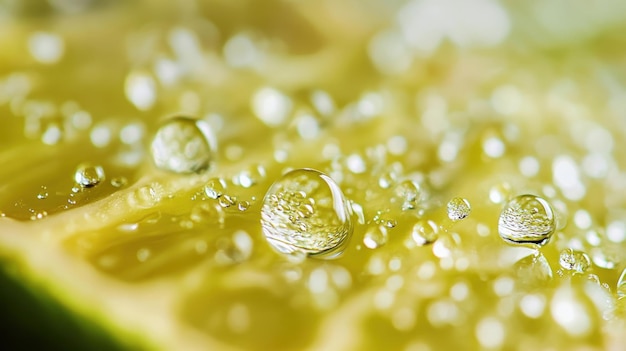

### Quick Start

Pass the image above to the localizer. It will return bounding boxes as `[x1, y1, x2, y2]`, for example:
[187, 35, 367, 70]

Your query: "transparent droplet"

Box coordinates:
[237, 201, 250, 212]
[498, 194, 556, 247]
[395, 180, 420, 210]
[559, 248, 591, 274]
[411, 220, 439, 246]
[204, 178, 226, 199]
[261, 168, 352, 258]
[111, 177, 128, 188]
[447, 197, 471, 221]
[363, 226, 388, 249]
[74, 163, 105, 188]
[150, 116, 217, 173]
[218, 194, 236, 208]
[37, 186, 48, 200]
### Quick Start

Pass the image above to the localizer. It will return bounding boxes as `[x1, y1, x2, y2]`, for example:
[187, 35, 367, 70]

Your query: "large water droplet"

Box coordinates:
[498, 194, 556, 247]
[74, 163, 105, 188]
[447, 197, 471, 221]
[261, 168, 352, 258]
[150, 116, 217, 173]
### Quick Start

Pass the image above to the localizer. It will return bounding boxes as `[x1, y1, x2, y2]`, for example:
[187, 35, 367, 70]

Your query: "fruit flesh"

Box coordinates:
[2, 1, 626, 350]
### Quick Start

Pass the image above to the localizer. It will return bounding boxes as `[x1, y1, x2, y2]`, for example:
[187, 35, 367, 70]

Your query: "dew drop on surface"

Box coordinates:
[37, 186, 48, 200]
[363, 226, 388, 249]
[150, 116, 217, 174]
[237, 200, 250, 212]
[558, 248, 590, 274]
[395, 180, 420, 210]
[498, 194, 556, 247]
[447, 197, 471, 221]
[74, 163, 105, 188]
[204, 178, 226, 199]
[260, 168, 352, 258]
[111, 177, 128, 188]
[411, 220, 439, 246]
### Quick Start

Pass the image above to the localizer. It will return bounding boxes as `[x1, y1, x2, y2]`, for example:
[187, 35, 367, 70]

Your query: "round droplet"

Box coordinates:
[447, 197, 471, 221]
[204, 178, 226, 199]
[395, 180, 420, 210]
[260, 168, 352, 258]
[363, 226, 388, 249]
[237, 200, 250, 212]
[37, 186, 48, 199]
[498, 194, 556, 247]
[411, 220, 439, 246]
[74, 163, 105, 188]
[558, 248, 590, 274]
[111, 177, 128, 188]
[150, 116, 217, 173]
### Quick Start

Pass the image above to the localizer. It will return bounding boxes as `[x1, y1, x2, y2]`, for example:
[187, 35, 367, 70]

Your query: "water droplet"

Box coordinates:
[74, 163, 105, 188]
[261, 168, 352, 258]
[136, 248, 151, 262]
[363, 226, 388, 249]
[237, 200, 250, 212]
[204, 178, 226, 199]
[395, 180, 420, 210]
[218, 194, 236, 208]
[37, 186, 48, 200]
[498, 194, 556, 247]
[559, 248, 590, 274]
[447, 197, 471, 221]
[111, 177, 128, 188]
[150, 116, 217, 173]
[411, 220, 439, 246]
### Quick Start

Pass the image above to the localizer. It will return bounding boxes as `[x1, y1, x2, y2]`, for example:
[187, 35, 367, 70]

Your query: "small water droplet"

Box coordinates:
[498, 194, 556, 247]
[204, 178, 226, 199]
[150, 116, 217, 173]
[237, 201, 250, 212]
[136, 248, 151, 262]
[261, 168, 352, 258]
[558, 248, 590, 274]
[74, 163, 105, 188]
[218, 194, 236, 208]
[411, 220, 439, 246]
[129, 184, 161, 208]
[37, 186, 48, 200]
[447, 197, 471, 221]
[190, 202, 224, 224]
[363, 226, 388, 249]
[395, 180, 420, 210]
[111, 177, 128, 188]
